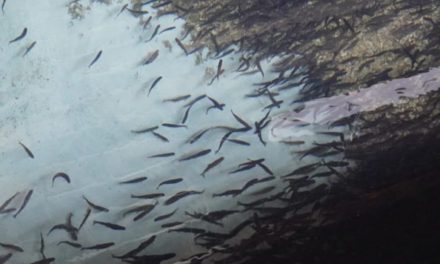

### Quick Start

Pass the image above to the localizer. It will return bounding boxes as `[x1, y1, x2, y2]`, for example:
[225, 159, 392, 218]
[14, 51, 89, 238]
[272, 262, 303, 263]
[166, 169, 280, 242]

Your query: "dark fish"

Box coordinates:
[324, 161, 350, 167]
[93, 220, 126, 231]
[210, 33, 220, 55]
[52, 172, 70, 187]
[116, 3, 128, 16]
[175, 38, 188, 55]
[0, 192, 19, 212]
[182, 95, 207, 123]
[0, 242, 23, 252]
[119, 176, 148, 184]
[13, 189, 33, 218]
[178, 149, 211, 162]
[169, 227, 206, 234]
[9, 28, 27, 44]
[152, 0, 172, 8]
[124, 203, 157, 221]
[57, 241, 82, 248]
[152, 131, 169, 142]
[47, 224, 78, 238]
[143, 16, 153, 29]
[250, 186, 276, 196]
[127, 8, 149, 15]
[39, 233, 45, 259]
[22, 41, 36, 57]
[231, 111, 251, 129]
[30, 258, 55, 264]
[0, 253, 12, 264]
[282, 163, 320, 178]
[162, 123, 187, 128]
[131, 193, 164, 199]
[159, 26, 176, 34]
[18, 141, 34, 158]
[164, 190, 204, 206]
[1, 0, 6, 14]
[161, 222, 182, 228]
[215, 130, 234, 153]
[112, 235, 156, 259]
[227, 139, 250, 146]
[311, 171, 334, 178]
[201, 157, 224, 176]
[154, 209, 177, 222]
[79, 208, 91, 230]
[131, 125, 159, 134]
[148, 152, 175, 158]
[212, 189, 242, 197]
[82, 196, 109, 212]
[241, 178, 260, 192]
[257, 162, 274, 176]
[206, 96, 225, 113]
[208, 59, 223, 85]
[81, 242, 114, 250]
[143, 50, 159, 65]
[157, 178, 183, 189]
[0, 208, 15, 214]
[162, 94, 191, 102]
[148, 25, 160, 41]
[255, 60, 264, 77]
[229, 164, 256, 174]
[148, 76, 162, 96]
[88, 50, 102, 68]
[279, 140, 305, 145]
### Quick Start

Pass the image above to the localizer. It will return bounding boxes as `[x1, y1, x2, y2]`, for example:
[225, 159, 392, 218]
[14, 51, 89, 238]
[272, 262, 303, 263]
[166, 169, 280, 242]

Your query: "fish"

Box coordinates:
[52, 172, 70, 187]
[164, 190, 204, 206]
[161, 222, 183, 228]
[18, 141, 34, 158]
[118, 176, 148, 184]
[169, 227, 206, 234]
[148, 25, 160, 41]
[143, 16, 153, 29]
[81, 242, 114, 250]
[47, 224, 78, 240]
[215, 130, 234, 153]
[206, 96, 225, 113]
[124, 203, 157, 221]
[93, 220, 126, 231]
[23, 41, 36, 57]
[0, 242, 23, 252]
[148, 152, 175, 158]
[143, 50, 159, 65]
[0, 208, 15, 214]
[154, 209, 177, 222]
[311, 171, 334, 178]
[57, 241, 82, 248]
[323, 161, 350, 167]
[159, 26, 176, 34]
[79, 208, 91, 230]
[231, 110, 251, 129]
[131, 125, 159, 134]
[0, 253, 12, 264]
[156, 178, 183, 189]
[39, 233, 45, 259]
[116, 3, 128, 16]
[131, 192, 164, 200]
[82, 195, 109, 212]
[227, 138, 251, 146]
[212, 189, 242, 197]
[152, 0, 172, 8]
[9, 28, 27, 44]
[282, 163, 320, 178]
[229, 163, 257, 174]
[13, 189, 33, 218]
[152, 131, 169, 142]
[210, 33, 220, 55]
[279, 140, 305, 145]
[126, 8, 149, 15]
[162, 123, 187, 128]
[148, 76, 162, 96]
[178, 149, 211, 161]
[255, 60, 264, 77]
[208, 59, 223, 85]
[241, 178, 260, 192]
[175, 38, 188, 55]
[30, 258, 55, 264]
[0, 192, 19, 212]
[250, 186, 276, 196]
[181, 94, 207, 123]
[257, 162, 274, 176]
[1, 0, 6, 14]
[88, 50, 102, 68]
[112, 235, 156, 259]
[162, 94, 191, 102]
[201, 157, 224, 176]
